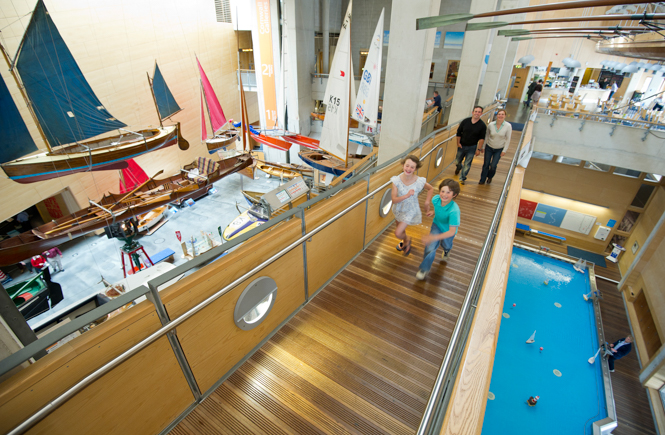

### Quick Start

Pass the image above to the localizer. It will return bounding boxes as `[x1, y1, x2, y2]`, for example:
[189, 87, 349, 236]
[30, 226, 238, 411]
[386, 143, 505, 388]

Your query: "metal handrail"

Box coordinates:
[417, 109, 530, 435]
[5, 101, 499, 435]
[537, 106, 665, 129]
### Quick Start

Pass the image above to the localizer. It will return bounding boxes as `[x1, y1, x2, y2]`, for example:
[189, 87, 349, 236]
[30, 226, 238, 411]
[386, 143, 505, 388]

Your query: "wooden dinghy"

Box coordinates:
[255, 160, 313, 179]
[0, 155, 252, 266]
[0, 1, 189, 184]
[136, 206, 168, 233]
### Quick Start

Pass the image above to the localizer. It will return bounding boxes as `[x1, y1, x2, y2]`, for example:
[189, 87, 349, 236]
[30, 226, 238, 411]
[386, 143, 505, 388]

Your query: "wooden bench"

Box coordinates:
[151, 248, 175, 264]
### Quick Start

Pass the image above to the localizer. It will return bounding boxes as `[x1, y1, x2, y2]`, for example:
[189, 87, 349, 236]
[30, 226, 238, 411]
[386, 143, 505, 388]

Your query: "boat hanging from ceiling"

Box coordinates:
[197, 58, 239, 154]
[0, 155, 252, 267]
[0, 0, 188, 184]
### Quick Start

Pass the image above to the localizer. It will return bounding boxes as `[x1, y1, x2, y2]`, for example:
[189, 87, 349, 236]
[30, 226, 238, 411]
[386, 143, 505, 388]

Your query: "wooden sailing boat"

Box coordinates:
[0, 0, 188, 184]
[197, 59, 239, 154]
[299, 0, 378, 176]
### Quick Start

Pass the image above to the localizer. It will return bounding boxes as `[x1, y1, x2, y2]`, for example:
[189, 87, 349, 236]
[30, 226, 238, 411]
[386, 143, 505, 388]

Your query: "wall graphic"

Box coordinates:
[519, 198, 598, 235]
[444, 32, 464, 49]
[518, 199, 538, 219]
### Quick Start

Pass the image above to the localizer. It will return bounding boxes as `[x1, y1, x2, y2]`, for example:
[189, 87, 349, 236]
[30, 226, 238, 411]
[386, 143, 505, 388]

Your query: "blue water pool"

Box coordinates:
[482, 247, 608, 435]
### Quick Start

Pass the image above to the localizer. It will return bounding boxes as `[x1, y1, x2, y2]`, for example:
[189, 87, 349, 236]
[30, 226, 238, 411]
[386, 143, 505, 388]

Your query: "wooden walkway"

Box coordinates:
[169, 134, 656, 434]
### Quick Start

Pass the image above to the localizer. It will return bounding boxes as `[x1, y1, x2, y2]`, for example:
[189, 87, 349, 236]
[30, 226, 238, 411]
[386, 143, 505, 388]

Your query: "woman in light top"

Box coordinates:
[479, 109, 512, 185]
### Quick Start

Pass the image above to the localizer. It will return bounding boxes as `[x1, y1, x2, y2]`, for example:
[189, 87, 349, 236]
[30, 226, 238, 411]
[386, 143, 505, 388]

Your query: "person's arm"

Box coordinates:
[423, 226, 458, 245]
[501, 124, 512, 156]
[391, 183, 414, 205]
[423, 183, 434, 216]
[456, 119, 465, 148]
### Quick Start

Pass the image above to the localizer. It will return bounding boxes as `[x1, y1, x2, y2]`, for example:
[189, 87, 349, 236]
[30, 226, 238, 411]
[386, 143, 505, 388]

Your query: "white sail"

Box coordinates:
[319, 0, 353, 162]
[352, 8, 384, 128]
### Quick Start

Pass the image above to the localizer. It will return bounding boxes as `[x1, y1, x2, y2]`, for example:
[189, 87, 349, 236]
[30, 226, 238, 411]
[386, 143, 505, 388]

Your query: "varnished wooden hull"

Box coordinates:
[298, 151, 350, 176]
[255, 161, 312, 179]
[205, 130, 239, 154]
[1, 125, 182, 184]
[0, 154, 253, 266]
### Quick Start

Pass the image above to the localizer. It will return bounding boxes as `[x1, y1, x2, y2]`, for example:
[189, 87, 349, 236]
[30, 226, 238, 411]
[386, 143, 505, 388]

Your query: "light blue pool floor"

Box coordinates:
[482, 248, 607, 435]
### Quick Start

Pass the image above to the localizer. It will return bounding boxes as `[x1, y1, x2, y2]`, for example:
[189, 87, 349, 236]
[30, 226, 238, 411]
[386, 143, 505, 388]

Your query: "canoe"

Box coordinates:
[206, 130, 239, 154]
[256, 160, 313, 179]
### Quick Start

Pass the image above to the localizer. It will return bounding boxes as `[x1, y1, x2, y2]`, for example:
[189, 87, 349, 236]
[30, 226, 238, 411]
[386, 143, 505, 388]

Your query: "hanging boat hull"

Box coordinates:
[249, 130, 292, 152]
[256, 160, 313, 179]
[206, 130, 239, 154]
[282, 134, 320, 150]
[0, 155, 252, 266]
[1, 125, 181, 184]
[298, 151, 350, 176]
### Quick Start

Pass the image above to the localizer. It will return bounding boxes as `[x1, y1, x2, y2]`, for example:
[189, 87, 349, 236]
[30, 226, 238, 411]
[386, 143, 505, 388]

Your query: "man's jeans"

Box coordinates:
[455, 145, 477, 181]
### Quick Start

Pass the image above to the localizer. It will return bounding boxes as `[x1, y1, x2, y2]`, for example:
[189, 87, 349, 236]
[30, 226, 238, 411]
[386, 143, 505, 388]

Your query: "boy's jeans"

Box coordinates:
[419, 223, 455, 272]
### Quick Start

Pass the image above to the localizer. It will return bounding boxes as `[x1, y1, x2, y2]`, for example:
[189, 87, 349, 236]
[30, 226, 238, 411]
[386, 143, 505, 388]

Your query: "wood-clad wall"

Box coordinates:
[0, 303, 194, 434]
[520, 158, 649, 254]
[0, 0, 260, 222]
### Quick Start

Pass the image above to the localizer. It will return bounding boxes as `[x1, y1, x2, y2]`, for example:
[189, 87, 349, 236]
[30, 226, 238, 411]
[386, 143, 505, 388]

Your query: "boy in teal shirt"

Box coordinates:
[416, 178, 461, 280]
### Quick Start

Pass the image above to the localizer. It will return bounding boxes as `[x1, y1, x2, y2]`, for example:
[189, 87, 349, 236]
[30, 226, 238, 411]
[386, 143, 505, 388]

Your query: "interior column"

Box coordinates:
[378, 0, 440, 164]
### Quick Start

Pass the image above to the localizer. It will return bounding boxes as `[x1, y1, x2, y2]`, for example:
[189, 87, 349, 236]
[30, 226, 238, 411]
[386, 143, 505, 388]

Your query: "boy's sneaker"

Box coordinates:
[416, 269, 428, 280]
[441, 250, 451, 262]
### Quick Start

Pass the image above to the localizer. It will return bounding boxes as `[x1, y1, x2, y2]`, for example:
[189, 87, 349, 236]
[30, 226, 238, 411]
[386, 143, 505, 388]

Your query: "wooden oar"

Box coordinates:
[499, 26, 650, 36]
[417, 0, 653, 30]
[511, 35, 611, 41]
[46, 170, 164, 233]
[466, 13, 665, 31]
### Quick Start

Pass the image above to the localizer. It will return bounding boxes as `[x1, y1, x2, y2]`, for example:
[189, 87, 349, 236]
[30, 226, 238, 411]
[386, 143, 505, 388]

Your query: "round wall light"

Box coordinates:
[379, 188, 393, 218]
[234, 276, 278, 331]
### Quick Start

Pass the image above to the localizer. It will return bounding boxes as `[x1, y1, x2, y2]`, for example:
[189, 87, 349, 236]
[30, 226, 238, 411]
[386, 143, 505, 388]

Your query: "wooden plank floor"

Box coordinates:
[169, 133, 655, 434]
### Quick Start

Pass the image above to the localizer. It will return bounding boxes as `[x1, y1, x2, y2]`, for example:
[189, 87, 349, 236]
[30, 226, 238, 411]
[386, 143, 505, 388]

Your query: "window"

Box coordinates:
[613, 167, 641, 178]
[645, 173, 662, 183]
[617, 210, 640, 233]
[584, 161, 611, 172]
[531, 152, 553, 161]
[631, 184, 656, 208]
[214, 0, 232, 24]
[555, 156, 582, 166]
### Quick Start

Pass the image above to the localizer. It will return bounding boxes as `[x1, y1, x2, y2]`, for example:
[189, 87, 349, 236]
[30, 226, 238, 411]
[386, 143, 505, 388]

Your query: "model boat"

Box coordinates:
[254, 159, 313, 179]
[299, 5, 383, 177]
[0, 1, 188, 184]
[197, 59, 239, 154]
[0, 155, 252, 266]
[137, 206, 168, 233]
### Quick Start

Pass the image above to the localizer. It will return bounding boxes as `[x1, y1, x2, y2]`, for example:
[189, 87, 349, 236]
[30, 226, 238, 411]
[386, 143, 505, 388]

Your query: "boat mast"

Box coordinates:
[0, 41, 52, 153]
[146, 67, 163, 127]
[344, 26, 351, 167]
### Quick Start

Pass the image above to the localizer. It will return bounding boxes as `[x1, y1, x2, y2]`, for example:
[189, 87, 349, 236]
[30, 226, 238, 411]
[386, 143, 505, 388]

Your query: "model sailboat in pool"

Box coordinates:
[0, 0, 188, 184]
[197, 59, 239, 154]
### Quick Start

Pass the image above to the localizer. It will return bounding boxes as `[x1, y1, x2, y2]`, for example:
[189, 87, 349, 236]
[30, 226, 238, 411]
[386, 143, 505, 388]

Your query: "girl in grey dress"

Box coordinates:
[391, 155, 434, 256]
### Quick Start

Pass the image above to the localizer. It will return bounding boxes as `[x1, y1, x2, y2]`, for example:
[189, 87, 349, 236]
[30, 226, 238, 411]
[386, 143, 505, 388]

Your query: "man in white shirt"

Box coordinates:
[607, 82, 618, 101]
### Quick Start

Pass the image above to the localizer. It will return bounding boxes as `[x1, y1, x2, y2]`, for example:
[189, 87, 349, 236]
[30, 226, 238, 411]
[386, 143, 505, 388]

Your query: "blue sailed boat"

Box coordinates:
[0, 0, 188, 184]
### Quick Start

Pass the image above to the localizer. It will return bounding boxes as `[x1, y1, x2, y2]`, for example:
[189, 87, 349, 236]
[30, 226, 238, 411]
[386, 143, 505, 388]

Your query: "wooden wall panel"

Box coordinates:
[0, 304, 179, 434]
[28, 336, 193, 435]
[174, 247, 306, 392]
[306, 183, 367, 293]
[638, 230, 665, 349]
[162, 219, 303, 318]
[619, 187, 665, 274]
[634, 291, 662, 359]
